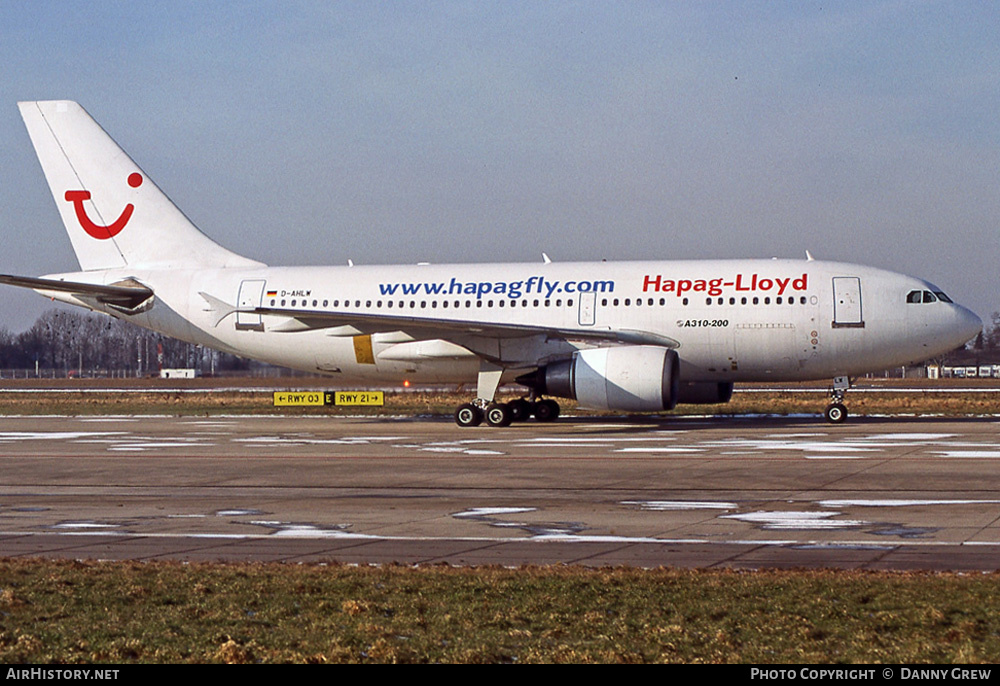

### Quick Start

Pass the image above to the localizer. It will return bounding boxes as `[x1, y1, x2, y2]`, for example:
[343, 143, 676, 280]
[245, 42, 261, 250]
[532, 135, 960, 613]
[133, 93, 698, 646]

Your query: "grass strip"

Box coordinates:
[0, 389, 996, 417]
[1, 560, 999, 663]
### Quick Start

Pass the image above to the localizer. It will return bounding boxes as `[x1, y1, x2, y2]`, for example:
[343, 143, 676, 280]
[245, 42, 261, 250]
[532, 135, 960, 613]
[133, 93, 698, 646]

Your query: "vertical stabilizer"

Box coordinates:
[18, 100, 263, 271]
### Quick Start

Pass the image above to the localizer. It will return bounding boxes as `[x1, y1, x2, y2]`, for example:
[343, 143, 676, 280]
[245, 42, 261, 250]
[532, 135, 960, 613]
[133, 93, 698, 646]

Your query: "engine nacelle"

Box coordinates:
[676, 381, 734, 405]
[524, 346, 680, 412]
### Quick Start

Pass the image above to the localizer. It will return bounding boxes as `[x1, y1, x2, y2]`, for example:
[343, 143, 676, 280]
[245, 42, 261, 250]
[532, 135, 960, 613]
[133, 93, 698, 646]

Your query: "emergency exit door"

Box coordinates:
[236, 279, 266, 331]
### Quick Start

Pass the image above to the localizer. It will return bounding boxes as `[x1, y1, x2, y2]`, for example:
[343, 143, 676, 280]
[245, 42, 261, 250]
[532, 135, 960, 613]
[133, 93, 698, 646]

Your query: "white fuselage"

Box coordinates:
[45, 257, 982, 386]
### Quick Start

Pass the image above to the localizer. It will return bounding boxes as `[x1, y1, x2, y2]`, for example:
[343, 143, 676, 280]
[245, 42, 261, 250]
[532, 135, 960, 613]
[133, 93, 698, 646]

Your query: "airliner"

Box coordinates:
[1, 101, 983, 427]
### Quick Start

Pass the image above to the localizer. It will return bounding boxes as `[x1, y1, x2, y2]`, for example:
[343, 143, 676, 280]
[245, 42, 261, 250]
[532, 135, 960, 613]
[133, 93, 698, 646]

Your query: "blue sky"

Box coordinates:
[0, 1, 997, 331]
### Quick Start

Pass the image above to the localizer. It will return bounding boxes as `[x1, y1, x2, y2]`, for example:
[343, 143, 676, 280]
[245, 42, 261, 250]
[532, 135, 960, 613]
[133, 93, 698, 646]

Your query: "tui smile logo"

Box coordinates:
[64, 172, 143, 239]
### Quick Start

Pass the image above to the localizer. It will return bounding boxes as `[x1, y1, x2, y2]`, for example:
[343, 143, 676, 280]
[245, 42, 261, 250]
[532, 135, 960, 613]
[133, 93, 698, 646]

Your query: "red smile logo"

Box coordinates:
[65, 172, 143, 240]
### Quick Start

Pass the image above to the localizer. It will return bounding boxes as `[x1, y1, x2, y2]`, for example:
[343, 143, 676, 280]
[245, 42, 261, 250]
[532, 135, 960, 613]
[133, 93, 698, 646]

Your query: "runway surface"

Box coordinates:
[2, 413, 1000, 570]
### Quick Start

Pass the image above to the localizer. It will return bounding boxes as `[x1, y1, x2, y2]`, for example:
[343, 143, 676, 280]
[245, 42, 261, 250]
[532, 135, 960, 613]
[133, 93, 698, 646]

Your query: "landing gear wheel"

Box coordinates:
[533, 399, 560, 423]
[824, 403, 848, 424]
[455, 403, 483, 427]
[485, 402, 513, 427]
[508, 398, 533, 422]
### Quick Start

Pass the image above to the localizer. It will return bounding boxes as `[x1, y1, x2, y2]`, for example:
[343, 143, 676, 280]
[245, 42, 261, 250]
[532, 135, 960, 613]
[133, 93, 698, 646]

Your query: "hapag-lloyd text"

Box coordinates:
[643, 273, 809, 298]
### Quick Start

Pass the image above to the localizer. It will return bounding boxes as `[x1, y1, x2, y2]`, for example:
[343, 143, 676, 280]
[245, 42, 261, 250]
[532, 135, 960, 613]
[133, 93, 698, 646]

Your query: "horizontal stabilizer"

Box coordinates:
[0, 274, 153, 310]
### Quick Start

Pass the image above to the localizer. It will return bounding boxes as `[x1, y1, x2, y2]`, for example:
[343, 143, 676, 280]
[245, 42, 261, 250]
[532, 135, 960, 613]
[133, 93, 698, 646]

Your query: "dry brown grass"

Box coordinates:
[2, 560, 1000, 663]
[0, 385, 995, 417]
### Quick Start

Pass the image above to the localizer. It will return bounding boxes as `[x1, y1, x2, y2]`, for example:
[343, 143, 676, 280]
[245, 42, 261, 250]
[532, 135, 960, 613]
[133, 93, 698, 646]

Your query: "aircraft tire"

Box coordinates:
[824, 403, 848, 424]
[508, 398, 533, 421]
[534, 399, 560, 423]
[485, 403, 513, 427]
[455, 403, 484, 427]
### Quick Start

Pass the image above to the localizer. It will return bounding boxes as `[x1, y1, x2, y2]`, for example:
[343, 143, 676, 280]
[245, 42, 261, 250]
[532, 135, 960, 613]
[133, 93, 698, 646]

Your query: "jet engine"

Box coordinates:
[519, 346, 680, 412]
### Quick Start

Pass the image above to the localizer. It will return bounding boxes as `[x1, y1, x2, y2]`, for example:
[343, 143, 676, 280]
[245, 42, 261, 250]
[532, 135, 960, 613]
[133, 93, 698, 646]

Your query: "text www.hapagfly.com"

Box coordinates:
[377, 276, 615, 300]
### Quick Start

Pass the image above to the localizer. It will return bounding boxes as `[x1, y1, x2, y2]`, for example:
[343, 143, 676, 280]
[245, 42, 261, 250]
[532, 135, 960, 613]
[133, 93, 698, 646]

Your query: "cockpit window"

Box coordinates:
[908, 289, 950, 304]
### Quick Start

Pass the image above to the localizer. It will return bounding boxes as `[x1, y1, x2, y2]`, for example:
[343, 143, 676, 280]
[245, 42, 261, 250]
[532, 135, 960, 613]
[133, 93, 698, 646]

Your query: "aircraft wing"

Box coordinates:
[0, 274, 153, 310]
[246, 303, 681, 349]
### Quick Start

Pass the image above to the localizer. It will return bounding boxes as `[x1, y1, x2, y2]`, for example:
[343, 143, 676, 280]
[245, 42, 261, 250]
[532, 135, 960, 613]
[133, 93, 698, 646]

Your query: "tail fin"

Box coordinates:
[18, 100, 263, 271]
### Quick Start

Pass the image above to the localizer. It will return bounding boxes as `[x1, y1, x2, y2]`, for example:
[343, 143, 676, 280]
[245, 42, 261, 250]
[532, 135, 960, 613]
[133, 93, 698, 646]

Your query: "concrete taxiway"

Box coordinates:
[1, 413, 1000, 570]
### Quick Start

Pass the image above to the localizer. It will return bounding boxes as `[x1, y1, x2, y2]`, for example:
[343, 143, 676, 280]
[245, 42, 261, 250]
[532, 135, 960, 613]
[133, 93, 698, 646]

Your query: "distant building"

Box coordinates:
[160, 368, 198, 379]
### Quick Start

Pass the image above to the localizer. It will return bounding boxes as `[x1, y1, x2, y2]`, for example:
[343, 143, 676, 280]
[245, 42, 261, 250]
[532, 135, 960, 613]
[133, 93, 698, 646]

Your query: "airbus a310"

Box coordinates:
[1, 101, 982, 427]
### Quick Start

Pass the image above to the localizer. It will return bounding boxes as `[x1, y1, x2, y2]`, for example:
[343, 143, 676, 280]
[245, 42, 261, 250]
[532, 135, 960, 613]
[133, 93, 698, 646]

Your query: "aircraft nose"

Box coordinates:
[954, 305, 983, 347]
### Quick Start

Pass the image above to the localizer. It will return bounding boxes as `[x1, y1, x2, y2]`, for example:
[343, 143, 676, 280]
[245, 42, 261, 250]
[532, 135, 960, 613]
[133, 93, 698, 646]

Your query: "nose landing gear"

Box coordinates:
[824, 376, 852, 423]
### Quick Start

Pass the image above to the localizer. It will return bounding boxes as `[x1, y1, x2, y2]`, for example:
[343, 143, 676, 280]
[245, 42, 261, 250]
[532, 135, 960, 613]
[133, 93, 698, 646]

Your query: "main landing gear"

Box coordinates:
[824, 376, 851, 424]
[454, 397, 561, 428]
[454, 361, 561, 428]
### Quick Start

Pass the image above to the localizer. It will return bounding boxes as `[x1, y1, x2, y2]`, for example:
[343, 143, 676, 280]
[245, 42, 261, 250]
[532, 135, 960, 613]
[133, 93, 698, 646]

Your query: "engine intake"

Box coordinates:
[676, 381, 734, 405]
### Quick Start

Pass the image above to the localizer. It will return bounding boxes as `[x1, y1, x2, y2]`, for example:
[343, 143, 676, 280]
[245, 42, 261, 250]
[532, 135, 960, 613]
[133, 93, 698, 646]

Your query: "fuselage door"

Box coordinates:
[578, 291, 596, 326]
[236, 279, 266, 331]
[832, 276, 864, 328]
